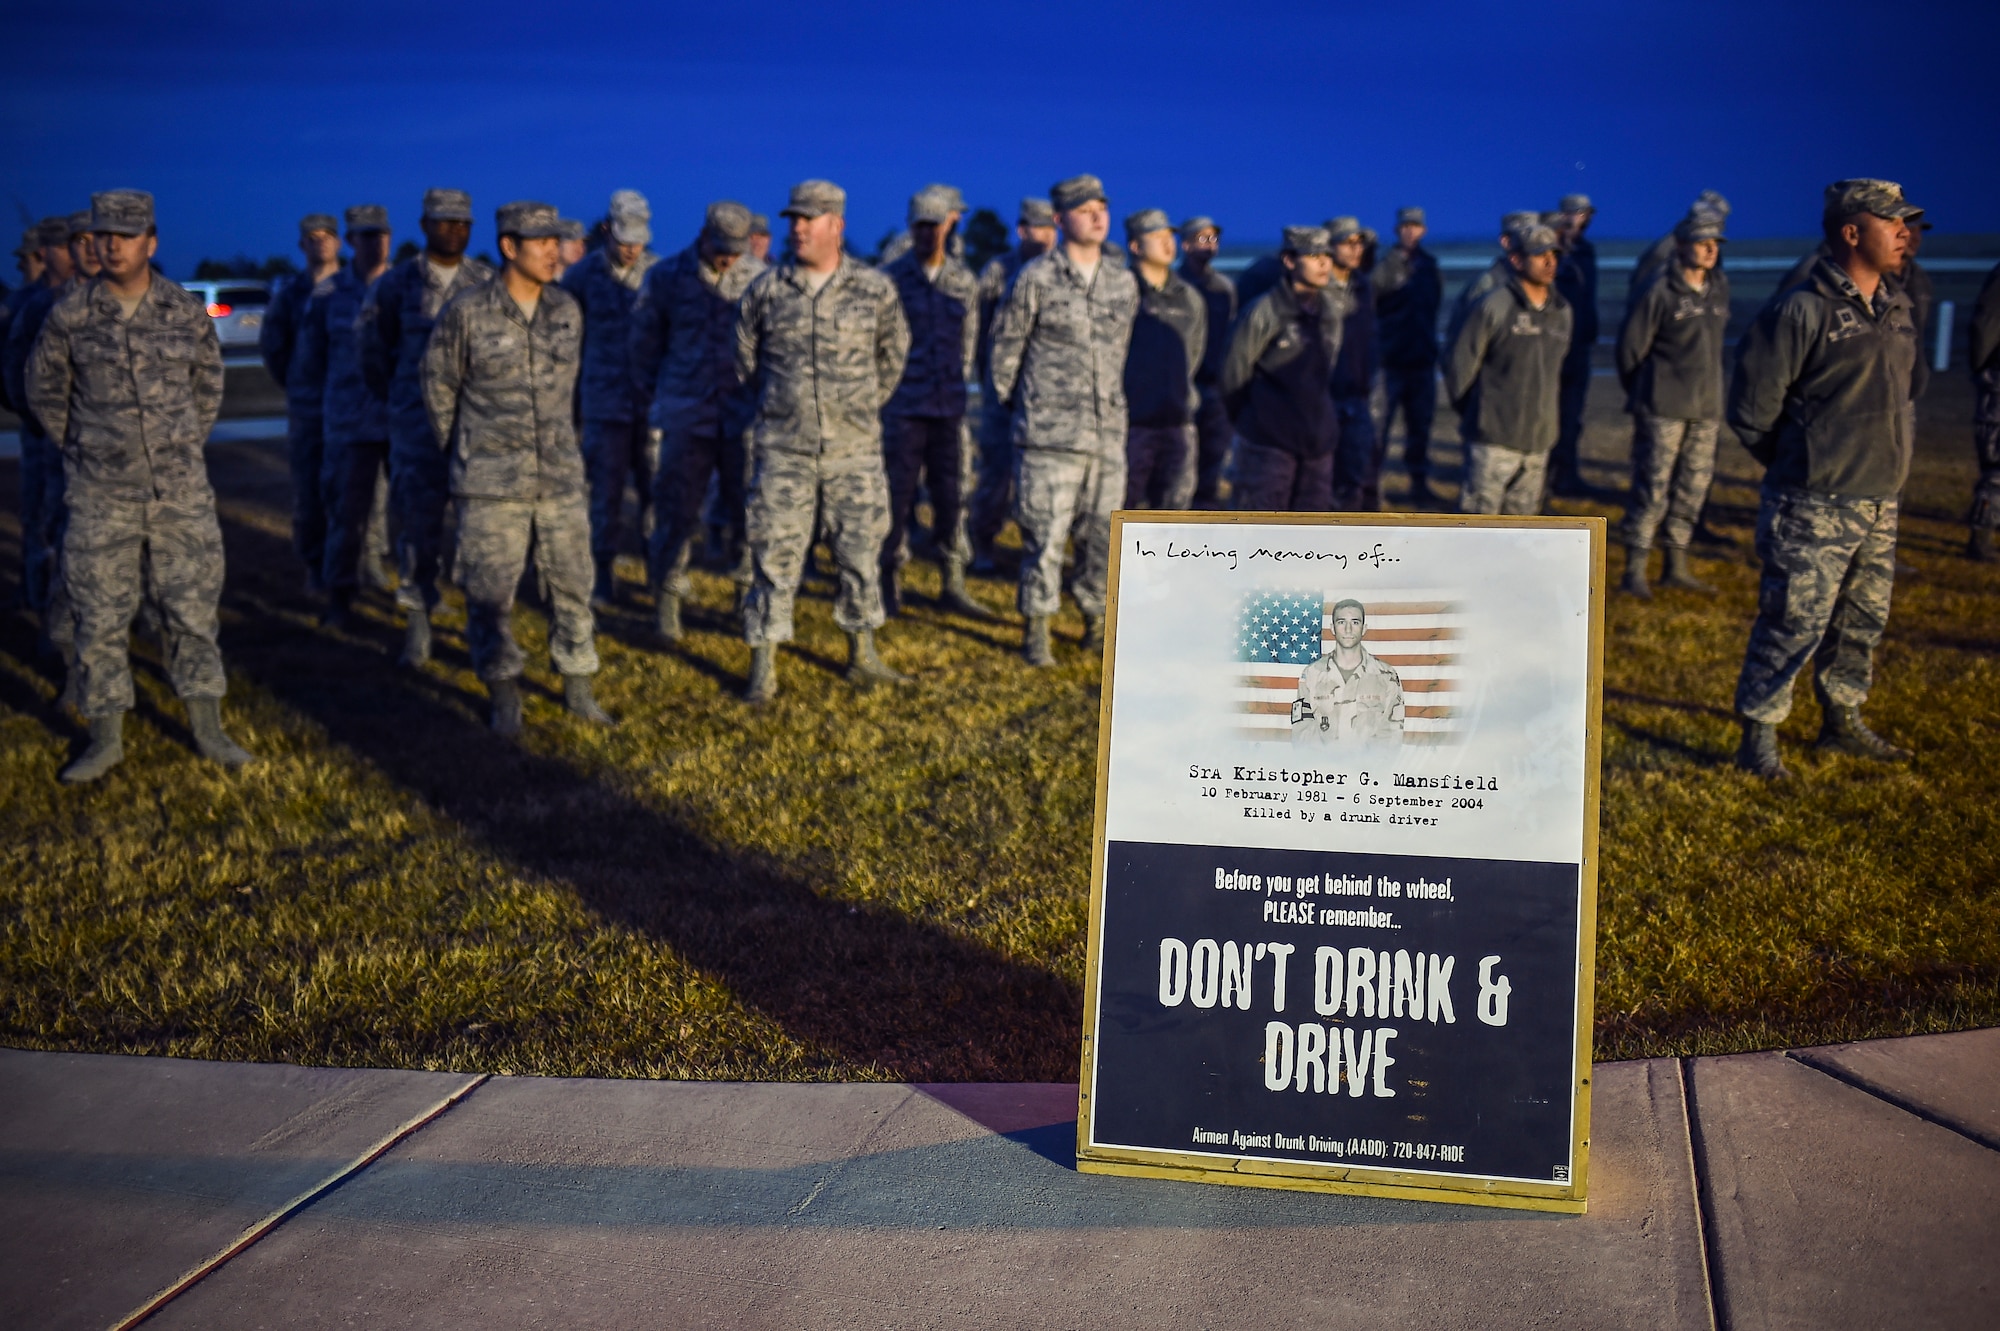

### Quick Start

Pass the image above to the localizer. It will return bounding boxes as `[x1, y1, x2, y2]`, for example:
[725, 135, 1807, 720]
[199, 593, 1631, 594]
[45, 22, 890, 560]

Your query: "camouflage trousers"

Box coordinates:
[18, 426, 64, 612]
[1973, 378, 2000, 529]
[1459, 443, 1549, 515]
[287, 411, 329, 580]
[1620, 415, 1720, 551]
[1734, 488, 1897, 725]
[1192, 385, 1232, 507]
[968, 400, 1015, 560]
[1379, 365, 1438, 484]
[742, 448, 889, 645]
[1124, 423, 1195, 510]
[1015, 444, 1123, 620]
[63, 488, 227, 718]
[455, 495, 599, 684]
[1229, 438, 1333, 512]
[883, 413, 971, 578]
[1332, 395, 1382, 511]
[649, 428, 749, 598]
[582, 419, 658, 563]
[389, 427, 450, 611]
[322, 436, 390, 596]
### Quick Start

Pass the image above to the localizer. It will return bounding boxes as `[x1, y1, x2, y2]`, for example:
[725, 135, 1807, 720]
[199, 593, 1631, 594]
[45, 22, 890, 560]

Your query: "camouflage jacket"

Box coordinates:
[1729, 256, 1916, 500]
[881, 249, 978, 419]
[362, 253, 494, 440]
[989, 247, 1139, 454]
[27, 276, 224, 501]
[1291, 647, 1405, 749]
[1442, 274, 1572, 455]
[1616, 262, 1731, 422]
[261, 268, 336, 413]
[558, 246, 658, 424]
[975, 248, 1034, 396]
[629, 245, 765, 437]
[422, 278, 585, 502]
[734, 256, 909, 472]
[1, 277, 66, 436]
[300, 265, 390, 447]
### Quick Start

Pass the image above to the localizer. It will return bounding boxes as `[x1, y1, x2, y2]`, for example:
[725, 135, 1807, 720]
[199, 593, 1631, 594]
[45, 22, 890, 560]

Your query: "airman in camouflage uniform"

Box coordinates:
[1615, 210, 1730, 597]
[422, 201, 608, 736]
[1631, 191, 1730, 303]
[363, 188, 492, 666]
[880, 185, 988, 618]
[969, 197, 1058, 572]
[300, 204, 395, 628]
[1967, 258, 2000, 561]
[260, 212, 342, 592]
[989, 175, 1139, 666]
[734, 179, 912, 702]
[3, 216, 79, 626]
[1292, 599, 1405, 750]
[631, 200, 765, 642]
[878, 183, 967, 266]
[1177, 215, 1237, 508]
[26, 190, 253, 781]
[1446, 211, 1541, 346]
[560, 190, 660, 606]
[1729, 181, 1922, 778]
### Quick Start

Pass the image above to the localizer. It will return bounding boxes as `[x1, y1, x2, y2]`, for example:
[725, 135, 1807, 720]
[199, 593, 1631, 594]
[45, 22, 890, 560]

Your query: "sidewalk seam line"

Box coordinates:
[1678, 1057, 1729, 1331]
[105, 1072, 491, 1331]
[1784, 1050, 2000, 1153]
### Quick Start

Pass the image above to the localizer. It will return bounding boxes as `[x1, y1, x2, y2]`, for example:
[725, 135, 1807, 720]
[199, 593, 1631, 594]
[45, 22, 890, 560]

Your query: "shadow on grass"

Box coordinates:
[213, 505, 1081, 1082]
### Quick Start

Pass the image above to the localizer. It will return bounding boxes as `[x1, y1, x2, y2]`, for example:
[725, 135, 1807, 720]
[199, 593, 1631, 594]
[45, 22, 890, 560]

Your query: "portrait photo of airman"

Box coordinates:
[1290, 598, 1406, 749]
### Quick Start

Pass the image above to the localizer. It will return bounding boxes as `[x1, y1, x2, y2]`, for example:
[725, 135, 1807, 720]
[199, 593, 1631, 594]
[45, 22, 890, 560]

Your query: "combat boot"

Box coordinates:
[940, 560, 995, 620]
[400, 608, 432, 669]
[563, 674, 615, 726]
[744, 645, 778, 704]
[1817, 705, 1911, 762]
[1969, 526, 1996, 563]
[187, 697, 253, 768]
[1734, 721, 1789, 780]
[591, 556, 617, 611]
[846, 630, 911, 688]
[1619, 549, 1652, 600]
[1660, 547, 1716, 595]
[654, 591, 683, 645]
[1023, 616, 1055, 668]
[1081, 613, 1105, 651]
[489, 678, 524, 738]
[59, 713, 125, 784]
[882, 566, 903, 619]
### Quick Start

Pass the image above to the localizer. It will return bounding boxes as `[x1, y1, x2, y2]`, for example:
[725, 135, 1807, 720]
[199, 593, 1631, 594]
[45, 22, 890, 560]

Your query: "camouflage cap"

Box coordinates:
[1123, 208, 1172, 243]
[608, 189, 651, 246]
[345, 203, 389, 234]
[65, 210, 92, 238]
[1396, 206, 1426, 227]
[1674, 212, 1726, 244]
[908, 187, 956, 226]
[1359, 226, 1379, 246]
[1018, 197, 1056, 228]
[557, 218, 586, 242]
[1694, 189, 1731, 217]
[1324, 215, 1364, 242]
[495, 200, 563, 239]
[1514, 224, 1562, 257]
[1282, 225, 1334, 257]
[1559, 193, 1594, 214]
[1539, 210, 1566, 228]
[422, 188, 473, 222]
[703, 200, 754, 254]
[781, 180, 845, 220]
[299, 212, 339, 237]
[1823, 178, 1923, 227]
[749, 212, 771, 237]
[1049, 174, 1107, 213]
[1177, 215, 1220, 241]
[923, 183, 966, 213]
[35, 216, 70, 247]
[91, 190, 154, 236]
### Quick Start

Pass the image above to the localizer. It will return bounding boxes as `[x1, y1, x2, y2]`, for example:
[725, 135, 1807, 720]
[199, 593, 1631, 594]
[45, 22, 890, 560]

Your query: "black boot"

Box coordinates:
[1969, 526, 1997, 563]
[60, 713, 125, 784]
[654, 590, 682, 645]
[1619, 549, 1653, 600]
[846, 629, 911, 687]
[1660, 546, 1716, 594]
[400, 608, 431, 669]
[489, 678, 524, 737]
[1023, 616, 1054, 668]
[1817, 705, 1911, 761]
[563, 673, 614, 725]
[1081, 613, 1105, 651]
[1735, 720, 1788, 780]
[744, 645, 777, 704]
[187, 697, 253, 768]
[940, 560, 995, 619]
[591, 556, 617, 611]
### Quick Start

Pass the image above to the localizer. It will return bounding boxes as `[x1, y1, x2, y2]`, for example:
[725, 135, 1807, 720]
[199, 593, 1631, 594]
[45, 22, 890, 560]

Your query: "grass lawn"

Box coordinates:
[2, 378, 1995, 1079]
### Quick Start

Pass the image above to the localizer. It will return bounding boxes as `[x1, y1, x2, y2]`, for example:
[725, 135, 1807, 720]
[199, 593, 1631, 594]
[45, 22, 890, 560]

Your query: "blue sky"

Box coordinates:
[7, 0, 1997, 275]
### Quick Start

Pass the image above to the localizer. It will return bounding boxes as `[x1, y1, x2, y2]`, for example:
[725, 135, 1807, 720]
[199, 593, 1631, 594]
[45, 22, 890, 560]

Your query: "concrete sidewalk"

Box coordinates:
[2, 1031, 1995, 1330]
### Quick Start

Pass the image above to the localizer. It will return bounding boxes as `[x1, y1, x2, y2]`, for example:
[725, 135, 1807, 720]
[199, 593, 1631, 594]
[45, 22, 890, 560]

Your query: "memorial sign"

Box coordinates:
[1077, 512, 1605, 1212]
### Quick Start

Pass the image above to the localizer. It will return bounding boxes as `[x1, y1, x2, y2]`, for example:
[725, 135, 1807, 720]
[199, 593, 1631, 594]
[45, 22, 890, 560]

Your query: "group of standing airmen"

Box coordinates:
[3, 173, 1995, 784]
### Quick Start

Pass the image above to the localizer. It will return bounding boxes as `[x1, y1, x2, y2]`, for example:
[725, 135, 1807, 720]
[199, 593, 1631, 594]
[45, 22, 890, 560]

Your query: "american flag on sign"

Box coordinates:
[1232, 589, 1467, 744]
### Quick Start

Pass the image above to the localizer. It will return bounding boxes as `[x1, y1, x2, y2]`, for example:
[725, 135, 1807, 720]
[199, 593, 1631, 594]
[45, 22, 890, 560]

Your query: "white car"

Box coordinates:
[181, 279, 270, 362]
